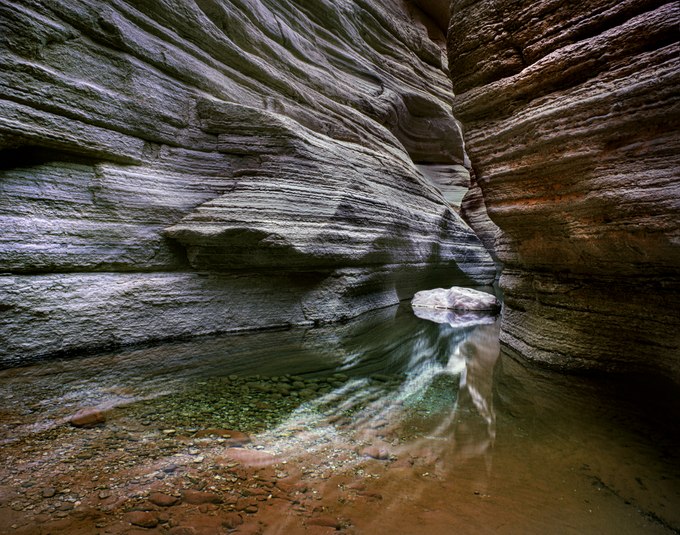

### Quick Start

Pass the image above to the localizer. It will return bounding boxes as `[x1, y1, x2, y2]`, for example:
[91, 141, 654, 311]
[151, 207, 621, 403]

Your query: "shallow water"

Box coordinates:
[0, 304, 678, 534]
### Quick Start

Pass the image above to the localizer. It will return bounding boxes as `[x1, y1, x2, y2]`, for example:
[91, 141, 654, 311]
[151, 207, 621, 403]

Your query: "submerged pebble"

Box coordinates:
[116, 371, 404, 437]
[69, 408, 106, 428]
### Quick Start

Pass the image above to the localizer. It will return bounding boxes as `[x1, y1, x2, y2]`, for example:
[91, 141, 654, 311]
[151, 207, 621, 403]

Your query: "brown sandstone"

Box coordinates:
[450, 0, 680, 380]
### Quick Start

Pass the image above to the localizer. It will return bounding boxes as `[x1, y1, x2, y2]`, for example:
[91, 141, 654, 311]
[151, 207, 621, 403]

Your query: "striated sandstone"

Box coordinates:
[449, 1, 680, 379]
[0, 0, 495, 364]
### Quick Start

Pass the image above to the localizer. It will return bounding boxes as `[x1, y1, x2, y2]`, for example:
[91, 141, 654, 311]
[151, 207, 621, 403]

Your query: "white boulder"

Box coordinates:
[411, 287, 501, 311]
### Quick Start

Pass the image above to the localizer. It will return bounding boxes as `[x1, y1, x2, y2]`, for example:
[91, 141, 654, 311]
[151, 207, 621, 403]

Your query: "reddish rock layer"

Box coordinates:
[449, 1, 680, 379]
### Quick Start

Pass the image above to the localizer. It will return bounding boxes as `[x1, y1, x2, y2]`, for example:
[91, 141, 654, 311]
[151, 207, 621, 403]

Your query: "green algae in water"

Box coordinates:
[130, 372, 409, 436]
[400, 373, 461, 438]
[131, 374, 349, 433]
[405, 373, 460, 413]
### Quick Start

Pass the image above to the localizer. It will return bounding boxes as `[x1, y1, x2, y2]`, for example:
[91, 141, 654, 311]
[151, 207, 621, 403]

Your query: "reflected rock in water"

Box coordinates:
[413, 306, 498, 328]
[259, 306, 502, 482]
[0, 301, 502, 484]
[392, 314, 500, 482]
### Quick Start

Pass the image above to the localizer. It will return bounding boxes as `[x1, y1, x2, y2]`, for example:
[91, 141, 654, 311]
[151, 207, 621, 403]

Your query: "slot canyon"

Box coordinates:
[0, 1, 678, 534]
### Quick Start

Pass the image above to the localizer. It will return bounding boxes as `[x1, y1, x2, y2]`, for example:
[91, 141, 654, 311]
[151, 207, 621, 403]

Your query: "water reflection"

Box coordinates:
[2, 302, 676, 535]
[412, 306, 498, 328]
[255, 310, 501, 470]
[0, 304, 498, 431]
[0, 302, 501, 473]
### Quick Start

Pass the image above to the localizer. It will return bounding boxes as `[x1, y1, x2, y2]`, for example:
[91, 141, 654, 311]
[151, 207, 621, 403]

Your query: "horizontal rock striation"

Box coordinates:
[163, 102, 484, 272]
[0, 0, 495, 364]
[448, 1, 680, 379]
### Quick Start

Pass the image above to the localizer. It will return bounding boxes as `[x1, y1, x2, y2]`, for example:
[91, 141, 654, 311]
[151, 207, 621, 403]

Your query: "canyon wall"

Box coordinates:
[0, 0, 496, 366]
[448, 1, 680, 380]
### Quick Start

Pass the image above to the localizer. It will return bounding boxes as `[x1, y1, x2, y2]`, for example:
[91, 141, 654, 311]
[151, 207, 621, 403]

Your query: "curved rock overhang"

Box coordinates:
[0, 0, 495, 365]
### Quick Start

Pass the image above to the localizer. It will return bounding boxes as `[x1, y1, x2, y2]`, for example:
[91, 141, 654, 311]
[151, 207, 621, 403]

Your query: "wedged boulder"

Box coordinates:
[411, 287, 501, 312]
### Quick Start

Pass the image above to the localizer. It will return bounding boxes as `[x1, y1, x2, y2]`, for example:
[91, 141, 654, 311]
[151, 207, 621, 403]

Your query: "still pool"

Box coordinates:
[0, 304, 678, 534]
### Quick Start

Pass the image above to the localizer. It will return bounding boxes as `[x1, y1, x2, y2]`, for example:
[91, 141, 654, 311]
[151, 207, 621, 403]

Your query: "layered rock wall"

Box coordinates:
[448, 1, 680, 379]
[0, 0, 496, 365]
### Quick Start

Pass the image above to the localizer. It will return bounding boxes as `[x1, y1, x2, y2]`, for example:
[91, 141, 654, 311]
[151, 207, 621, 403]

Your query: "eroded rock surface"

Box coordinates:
[449, 1, 680, 379]
[0, 0, 496, 364]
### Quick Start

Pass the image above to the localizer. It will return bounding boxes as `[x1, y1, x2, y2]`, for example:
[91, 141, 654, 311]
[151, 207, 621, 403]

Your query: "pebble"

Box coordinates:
[194, 429, 251, 446]
[149, 492, 179, 507]
[127, 511, 159, 528]
[222, 512, 244, 529]
[360, 446, 390, 461]
[41, 487, 56, 498]
[308, 515, 340, 528]
[69, 408, 106, 428]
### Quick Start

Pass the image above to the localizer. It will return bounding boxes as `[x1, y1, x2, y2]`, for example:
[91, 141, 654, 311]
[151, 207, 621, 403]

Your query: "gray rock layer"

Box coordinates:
[0, 0, 495, 364]
[448, 1, 680, 380]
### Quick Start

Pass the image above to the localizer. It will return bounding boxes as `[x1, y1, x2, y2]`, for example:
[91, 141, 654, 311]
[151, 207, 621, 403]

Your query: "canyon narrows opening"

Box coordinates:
[1, 305, 678, 534]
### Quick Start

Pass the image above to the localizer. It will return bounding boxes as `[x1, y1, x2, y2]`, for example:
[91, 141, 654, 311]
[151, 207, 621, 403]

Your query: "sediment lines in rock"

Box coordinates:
[449, 1, 680, 379]
[0, 0, 495, 364]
